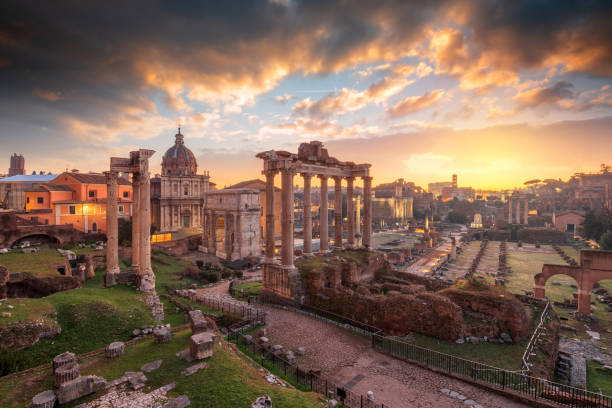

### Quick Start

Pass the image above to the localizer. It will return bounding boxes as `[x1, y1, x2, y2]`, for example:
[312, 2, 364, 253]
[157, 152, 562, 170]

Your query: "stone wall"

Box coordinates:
[517, 228, 568, 244]
[0, 319, 62, 350]
[152, 235, 202, 256]
[438, 287, 531, 341]
[307, 289, 463, 340]
[6, 276, 81, 298]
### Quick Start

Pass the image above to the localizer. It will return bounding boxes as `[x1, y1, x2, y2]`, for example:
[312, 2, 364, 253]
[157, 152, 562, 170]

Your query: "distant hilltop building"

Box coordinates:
[8, 153, 25, 176]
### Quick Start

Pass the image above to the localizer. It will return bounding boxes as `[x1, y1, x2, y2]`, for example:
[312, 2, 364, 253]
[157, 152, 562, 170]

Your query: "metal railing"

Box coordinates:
[228, 328, 388, 408]
[373, 334, 612, 408]
[519, 301, 552, 373]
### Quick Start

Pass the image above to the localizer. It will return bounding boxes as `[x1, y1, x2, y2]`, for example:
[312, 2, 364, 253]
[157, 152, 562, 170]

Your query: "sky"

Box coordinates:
[1, 0, 612, 190]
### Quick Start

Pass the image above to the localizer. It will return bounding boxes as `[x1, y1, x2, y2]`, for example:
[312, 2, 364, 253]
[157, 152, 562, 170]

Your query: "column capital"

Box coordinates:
[263, 169, 278, 176]
[301, 172, 312, 180]
[332, 175, 342, 183]
[362, 176, 373, 182]
[280, 167, 297, 176]
[345, 176, 355, 181]
[318, 174, 329, 181]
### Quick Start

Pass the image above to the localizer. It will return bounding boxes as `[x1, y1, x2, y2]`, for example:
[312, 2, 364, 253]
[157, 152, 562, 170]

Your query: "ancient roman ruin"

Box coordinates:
[508, 192, 529, 225]
[256, 141, 371, 301]
[201, 188, 261, 260]
[535, 249, 612, 315]
[105, 149, 156, 292]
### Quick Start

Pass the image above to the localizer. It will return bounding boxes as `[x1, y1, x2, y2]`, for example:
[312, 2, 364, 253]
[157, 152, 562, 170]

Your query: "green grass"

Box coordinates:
[4, 272, 156, 373]
[587, 360, 612, 395]
[0, 249, 67, 278]
[0, 298, 56, 327]
[0, 330, 323, 408]
[233, 281, 263, 295]
[505, 246, 577, 303]
[150, 252, 193, 292]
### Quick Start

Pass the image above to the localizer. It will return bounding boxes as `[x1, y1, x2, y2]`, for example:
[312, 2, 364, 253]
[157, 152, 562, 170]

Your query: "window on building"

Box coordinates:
[89, 190, 95, 198]
[184, 184, 189, 196]
[26, 197, 30, 204]
[37, 197, 43, 204]
[69, 205, 76, 215]
[92, 222, 97, 232]
[123, 191, 129, 198]
[118, 205, 124, 213]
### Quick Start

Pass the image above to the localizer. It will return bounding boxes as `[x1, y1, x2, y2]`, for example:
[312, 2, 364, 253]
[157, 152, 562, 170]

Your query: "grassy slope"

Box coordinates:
[233, 281, 263, 294]
[0, 249, 67, 278]
[587, 360, 612, 395]
[6, 272, 156, 371]
[0, 298, 55, 327]
[0, 330, 322, 408]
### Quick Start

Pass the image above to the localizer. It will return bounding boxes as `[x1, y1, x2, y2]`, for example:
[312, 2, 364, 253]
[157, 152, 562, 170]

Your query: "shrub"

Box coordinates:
[221, 270, 232, 279]
[206, 272, 219, 283]
[196, 260, 204, 269]
[234, 270, 243, 278]
[0, 348, 22, 376]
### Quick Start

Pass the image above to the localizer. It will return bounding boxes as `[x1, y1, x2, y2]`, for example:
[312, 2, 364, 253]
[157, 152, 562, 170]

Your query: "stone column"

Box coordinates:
[264, 170, 276, 262]
[523, 199, 529, 225]
[319, 175, 329, 253]
[131, 172, 141, 273]
[508, 198, 513, 224]
[355, 193, 361, 243]
[515, 199, 521, 224]
[346, 177, 355, 247]
[280, 169, 295, 267]
[333, 176, 343, 249]
[105, 171, 120, 284]
[362, 176, 372, 249]
[302, 173, 312, 256]
[139, 162, 155, 292]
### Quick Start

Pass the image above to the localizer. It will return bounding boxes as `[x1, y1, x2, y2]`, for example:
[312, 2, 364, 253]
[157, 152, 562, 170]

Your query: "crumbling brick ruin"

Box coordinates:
[267, 250, 531, 342]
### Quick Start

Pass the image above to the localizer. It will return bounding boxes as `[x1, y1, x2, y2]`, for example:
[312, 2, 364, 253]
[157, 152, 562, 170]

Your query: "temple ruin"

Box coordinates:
[508, 192, 529, 225]
[256, 141, 371, 302]
[105, 149, 156, 293]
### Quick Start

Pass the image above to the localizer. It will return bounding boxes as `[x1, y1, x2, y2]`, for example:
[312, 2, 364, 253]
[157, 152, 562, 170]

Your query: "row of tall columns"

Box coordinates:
[508, 197, 529, 225]
[202, 209, 243, 260]
[263, 171, 372, 268]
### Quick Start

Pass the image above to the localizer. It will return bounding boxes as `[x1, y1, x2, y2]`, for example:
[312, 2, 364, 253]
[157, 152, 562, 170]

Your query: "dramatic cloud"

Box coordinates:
[513, 81, 575, 110]
[387, 89, 445, 117]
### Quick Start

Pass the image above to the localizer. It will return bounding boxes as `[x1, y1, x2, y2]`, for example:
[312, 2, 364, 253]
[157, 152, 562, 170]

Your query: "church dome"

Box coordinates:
[162, 128, 198, 176]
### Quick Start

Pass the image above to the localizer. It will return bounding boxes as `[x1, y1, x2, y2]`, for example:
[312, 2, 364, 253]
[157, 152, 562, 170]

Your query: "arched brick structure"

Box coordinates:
[535, 249, 612, 315]
[3, 224, 83, 248]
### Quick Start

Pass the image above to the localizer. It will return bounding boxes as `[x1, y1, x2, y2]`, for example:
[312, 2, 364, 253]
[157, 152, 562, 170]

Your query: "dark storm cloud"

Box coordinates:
[0, 0, 611, 144]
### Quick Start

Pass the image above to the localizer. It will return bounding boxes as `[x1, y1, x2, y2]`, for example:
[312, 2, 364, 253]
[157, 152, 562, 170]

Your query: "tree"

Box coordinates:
[447, 210, 468, 224]
[580, 210, 606, 241]
[118, 218, 157, 245]
[600, 231, 612, 250]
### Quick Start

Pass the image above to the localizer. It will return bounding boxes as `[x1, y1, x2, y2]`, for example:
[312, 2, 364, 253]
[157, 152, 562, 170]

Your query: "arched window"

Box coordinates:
[92, 222, 98, 232]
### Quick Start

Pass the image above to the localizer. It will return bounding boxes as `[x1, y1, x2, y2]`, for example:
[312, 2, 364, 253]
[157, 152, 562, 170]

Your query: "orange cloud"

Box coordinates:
[34, 88, 63, 102]
[387, 89, 445, 117]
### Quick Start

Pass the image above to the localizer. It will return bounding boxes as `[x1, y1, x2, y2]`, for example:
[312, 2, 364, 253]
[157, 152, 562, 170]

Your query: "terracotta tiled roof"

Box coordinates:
[60, 172, 131, 185]
[227, 179, 280, 192]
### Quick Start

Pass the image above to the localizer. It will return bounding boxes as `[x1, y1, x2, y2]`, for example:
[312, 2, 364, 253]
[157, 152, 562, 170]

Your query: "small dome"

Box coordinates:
[162, 128, 198, 176]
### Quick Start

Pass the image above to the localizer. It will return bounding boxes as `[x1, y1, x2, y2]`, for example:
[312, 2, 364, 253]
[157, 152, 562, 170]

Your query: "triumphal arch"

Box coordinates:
[256, 141, 372, 301]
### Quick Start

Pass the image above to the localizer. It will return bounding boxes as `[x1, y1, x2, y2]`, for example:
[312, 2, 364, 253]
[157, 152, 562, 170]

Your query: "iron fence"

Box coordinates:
[374, 334, 612, 408]
[228, 328, 388, 408]
[171, 289, 267, 324]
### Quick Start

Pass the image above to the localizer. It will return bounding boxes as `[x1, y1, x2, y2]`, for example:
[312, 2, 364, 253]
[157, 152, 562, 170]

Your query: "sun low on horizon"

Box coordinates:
[1, 0, 611, 190]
